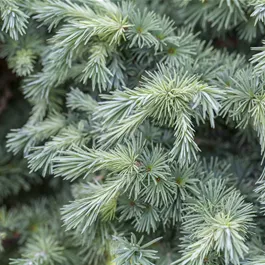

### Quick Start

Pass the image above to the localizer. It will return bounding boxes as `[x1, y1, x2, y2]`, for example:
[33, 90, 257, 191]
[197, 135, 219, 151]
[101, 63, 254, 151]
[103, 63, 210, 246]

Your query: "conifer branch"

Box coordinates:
[10, 230, 65, 265]
[96, 65, 222, 164]
[111, 233, 162, 265]
[6, 113, 66, 155]
[0, 0, 29, 40]
[174, 179, 255, 265]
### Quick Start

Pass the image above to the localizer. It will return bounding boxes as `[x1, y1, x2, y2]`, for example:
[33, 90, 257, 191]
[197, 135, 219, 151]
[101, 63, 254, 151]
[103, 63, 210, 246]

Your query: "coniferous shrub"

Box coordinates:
[2, 0, 265, 264]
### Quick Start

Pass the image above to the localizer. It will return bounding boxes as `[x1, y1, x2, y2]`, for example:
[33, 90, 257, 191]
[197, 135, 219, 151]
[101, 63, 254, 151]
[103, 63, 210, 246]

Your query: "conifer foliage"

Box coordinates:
[2, 0, 265, 264]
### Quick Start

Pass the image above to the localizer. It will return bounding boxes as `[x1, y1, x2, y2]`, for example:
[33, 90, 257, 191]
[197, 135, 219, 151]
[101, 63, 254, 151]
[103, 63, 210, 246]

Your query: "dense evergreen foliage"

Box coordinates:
[2, 0, 265, 264]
